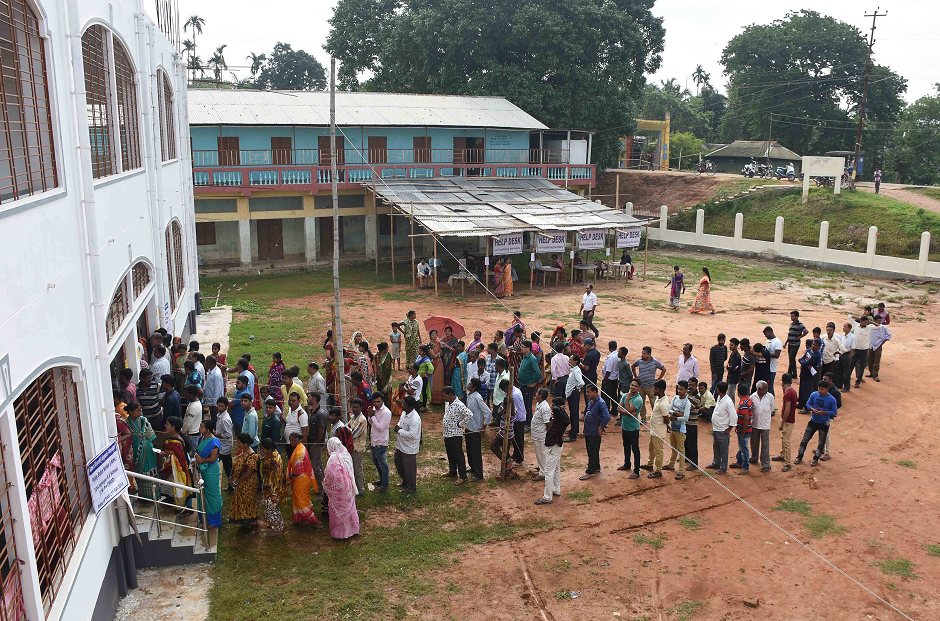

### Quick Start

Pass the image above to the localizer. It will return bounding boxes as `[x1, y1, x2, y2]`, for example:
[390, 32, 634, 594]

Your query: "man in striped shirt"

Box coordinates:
[631, 347, 666, 425]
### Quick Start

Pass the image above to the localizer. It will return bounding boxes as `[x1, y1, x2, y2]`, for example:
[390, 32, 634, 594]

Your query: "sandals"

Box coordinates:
[534, 498, 553, 505]
[675, 473, 685, 480]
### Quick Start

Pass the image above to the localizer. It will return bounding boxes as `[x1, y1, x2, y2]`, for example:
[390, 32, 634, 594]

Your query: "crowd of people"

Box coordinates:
[112, 269, 893, 540]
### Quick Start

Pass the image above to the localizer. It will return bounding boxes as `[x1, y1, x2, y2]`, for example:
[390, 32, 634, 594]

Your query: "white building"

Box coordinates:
[0, 0, 196, 619]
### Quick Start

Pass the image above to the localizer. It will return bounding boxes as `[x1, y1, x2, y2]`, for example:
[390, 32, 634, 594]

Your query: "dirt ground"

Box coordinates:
[594, 170, 759, 214]
[287, 249, 939, 620]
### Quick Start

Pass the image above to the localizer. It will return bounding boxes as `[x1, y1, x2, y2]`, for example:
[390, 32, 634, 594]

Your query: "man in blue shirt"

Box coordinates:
[579, 384, 610, 480]
[231, 374, 251, 435]
[794, 380, 838, 467]
[159, 374, 181, 430]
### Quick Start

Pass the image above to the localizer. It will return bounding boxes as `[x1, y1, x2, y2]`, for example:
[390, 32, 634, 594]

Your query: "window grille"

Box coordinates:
[105, 278, 130, 341]
[171, 220, 184, 298]
[165, 225, 176, 311]
[131, 261, 151, 298]
[112, 40, 140, 171]
[158, 71, 176, 161]
[81, 25, 113, 179]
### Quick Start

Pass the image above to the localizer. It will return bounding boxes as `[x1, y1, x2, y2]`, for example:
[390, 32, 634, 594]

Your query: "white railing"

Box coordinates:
[126, 467, 210, 551]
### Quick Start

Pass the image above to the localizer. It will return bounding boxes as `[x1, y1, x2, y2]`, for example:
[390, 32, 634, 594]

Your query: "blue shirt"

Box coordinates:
[669, 395, 691, 434]
[511, 387, 527, 423]
[583, 396, 611, 436]
[163, 389, 182, 421]
[806, 391, 837, 424]
[231, 387, 251, 425]
[239, 371, 255, 398]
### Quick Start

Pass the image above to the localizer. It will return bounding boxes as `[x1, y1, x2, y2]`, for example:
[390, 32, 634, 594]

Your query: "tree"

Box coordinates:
[208, 45, 227, 82]
[692, 64, 710, 96]
[637, 80, 714, 141]
[719, 10, 905, 156]
[253, 43, 326, 90]
[670, 131, 706, 169]
[183, 15, 205, 81]
[326, 0, 665, 167]
[247, 52, 267, 77]
[887, 85, 940, 185]
[187, 55, 204, 80]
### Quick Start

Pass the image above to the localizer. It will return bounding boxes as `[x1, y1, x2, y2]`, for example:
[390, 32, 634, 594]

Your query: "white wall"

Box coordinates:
[0, 0, 195, 619]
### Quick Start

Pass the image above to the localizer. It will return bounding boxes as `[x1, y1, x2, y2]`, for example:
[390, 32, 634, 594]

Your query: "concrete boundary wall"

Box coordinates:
[647, 206, 938, 280]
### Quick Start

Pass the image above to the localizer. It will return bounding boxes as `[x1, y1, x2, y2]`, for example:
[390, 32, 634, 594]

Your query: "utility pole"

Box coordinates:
[330, 58, 347, 419]
[766, 114, 773, 169]
[853, 8, 887, 181]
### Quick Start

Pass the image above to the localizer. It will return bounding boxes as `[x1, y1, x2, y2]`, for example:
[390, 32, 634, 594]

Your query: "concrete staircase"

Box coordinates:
[130, 498, 217, 568]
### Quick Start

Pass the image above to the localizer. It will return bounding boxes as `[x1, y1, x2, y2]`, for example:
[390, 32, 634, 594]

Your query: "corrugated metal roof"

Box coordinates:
[370, 177, 645, 237]
[706, 140, 801, 160]
[188, 89, 548, 130]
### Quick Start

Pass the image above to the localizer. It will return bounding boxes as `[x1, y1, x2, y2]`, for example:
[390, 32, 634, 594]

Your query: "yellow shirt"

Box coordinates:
[650, 395, 670, 437]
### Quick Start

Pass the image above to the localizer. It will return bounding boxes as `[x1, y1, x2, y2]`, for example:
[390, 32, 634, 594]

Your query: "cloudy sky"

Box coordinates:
[160, 0, 938, 103]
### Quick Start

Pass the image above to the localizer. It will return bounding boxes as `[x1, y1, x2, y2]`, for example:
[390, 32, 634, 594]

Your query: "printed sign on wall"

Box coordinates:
[87, 441, 129, 513]
[578, 228, 606, 250]
[536, 231, 566, 253]
[493, 232, 523, 255]
[617, 226, 642, 248]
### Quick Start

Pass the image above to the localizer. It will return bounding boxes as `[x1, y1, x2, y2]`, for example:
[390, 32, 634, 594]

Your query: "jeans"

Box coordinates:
[710, 370, 723, 395]
[797, 420, 830, 461]
[465, 432, 484, 479]
[767, 372, 776, 396]
[622, 429, 640, 474]
[566, 391, 581, 439]
[553, 375, 568, 398]
[371, 444, 389, 489]
[750, 428, 771, 469]
[735, 431, 751, 469]
[584, 434, 602, 474]
[444, 435, 467, 479]
[683, 424, 698, 469]
[712, 431, 730, 472]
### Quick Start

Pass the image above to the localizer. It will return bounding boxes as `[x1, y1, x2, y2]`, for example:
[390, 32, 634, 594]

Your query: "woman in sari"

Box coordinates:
[530, 332, 547, 389]
[493, 258, 505, 297]
[287, 433, 320, 526]
[229, 433, 260, 529]
[126, 402, 158, 499]
[416, 344, 434, 409]
[441, 326, 459, 385]
[268, 352, 286, 406]
[689, 267, 716, 314]
[503, 257, 514, 297]
[400, 311, 422, 370]
[194, 420, 223, 528]
[348, 331, 364, 351]
[323, 330, 335, 362]
[159, 417, 192, 508]
[323, 438, 360, 540]
[451, 342, 468, 399]
[258, 438, 287, 535]
[376, 342, 393, 394]
[357, 341, 376, 386]
[429, 330, 445, 405]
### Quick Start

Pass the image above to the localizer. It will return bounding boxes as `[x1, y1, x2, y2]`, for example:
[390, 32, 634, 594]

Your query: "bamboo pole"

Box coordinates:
[643, 221, 649, 282]
[410, 204, 415, 288]
[433, 233, 438, 297]
[329, 59, 347, 419]
[390, 210, 395, 282]
[615, 173, 620, 208]
[529, 233, 534, 291]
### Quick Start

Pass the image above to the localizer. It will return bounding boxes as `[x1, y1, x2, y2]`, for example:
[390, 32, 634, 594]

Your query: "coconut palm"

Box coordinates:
[183, 15, 205, 80]
[247, 52, 267, 77]
[208, 45, 228, 82]
[187, 55, 204, 80]
[692, 64, 710, 97]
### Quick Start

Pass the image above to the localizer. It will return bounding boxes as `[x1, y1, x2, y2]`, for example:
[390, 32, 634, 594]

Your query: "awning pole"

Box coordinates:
[643, 221, 649, 282]
[390, 209, 395, 282]
[529, 233, 534, 291]
[433, 233, 439, 297]
[410, 203, 415, 288]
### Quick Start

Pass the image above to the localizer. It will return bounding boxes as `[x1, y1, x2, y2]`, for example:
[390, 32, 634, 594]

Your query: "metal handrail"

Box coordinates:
[126, 467, 211, 551]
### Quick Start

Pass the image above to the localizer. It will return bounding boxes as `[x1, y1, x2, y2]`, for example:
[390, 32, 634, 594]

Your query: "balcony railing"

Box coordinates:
[192, 148, 595, 191]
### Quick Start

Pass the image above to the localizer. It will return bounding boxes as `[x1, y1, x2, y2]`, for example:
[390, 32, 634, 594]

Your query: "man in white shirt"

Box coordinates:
[550, 342, 572, 398]
[282, 392, 309, 451]
[749, 381, 775, 472]
[203, 356, 225, 422]
[307, 361, 327, 400]
[182, 387, 204, 452]
[368, 392, 392, 492]
[848, 314, 874, 388]
[579, 284, 600, 338]
[150, 345, 171, 386]
[530, 388, 552, 481]
[762, 326, 783, 395]
[416, 259, 432, 288]
[676, 343, 700, 383]
[839, 323, 856, 392]
[600, 340, 621, 412]
[819, 322, 842, 381]
[564, 354, 585, 442]
[706, 381, 736, 475]
[395, 396, 422, 493]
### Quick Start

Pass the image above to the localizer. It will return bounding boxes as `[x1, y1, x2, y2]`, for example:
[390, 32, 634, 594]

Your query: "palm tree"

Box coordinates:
[188, 55, 204, 80]
[183, 15, 205, 80]
[247, 52, 266, 77]
[208, 45, 228, 82]
[692, 64, 711, 97]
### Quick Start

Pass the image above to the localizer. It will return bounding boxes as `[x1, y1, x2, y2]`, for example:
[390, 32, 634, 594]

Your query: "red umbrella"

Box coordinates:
[424, 316, 466, 339]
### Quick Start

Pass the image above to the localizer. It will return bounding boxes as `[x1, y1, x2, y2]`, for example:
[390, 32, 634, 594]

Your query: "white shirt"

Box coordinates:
[602, 352, 620, 381]
[150, 355, 171, 380]
[820, 334, 842, 364]
[396, 409, 422, 454]
[749, 391, 775, 430]
[406, 374, 423, 398]
[676, 354, 700, 383]
[765, 337, 783, 373]
[581, 291, 598, 311]
[840, 331, 856, 352]
[565, 366, 584, 398]
[711, 395, 737, 432]
[848, 315, 874, 350]
[203, 366, 225, 402]
[283, 406, 309, 440]
[182, 400, 203, 435]
[370, 405, 392, 446]
[307, 372, 326, 397]
[551, 353, 572, 380]
[195, 360, 206, 383]
[417, 263, 431, 276]
[531, 400, 552, 442]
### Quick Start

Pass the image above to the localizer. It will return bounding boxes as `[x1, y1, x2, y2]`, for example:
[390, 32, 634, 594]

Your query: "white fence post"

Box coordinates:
[866, 226, 878, 268]
[624, 201, 633, 216]
[733, 213, 743, 251]
[774, 216, 784, 254]
[660, 205, 668, 236]
[819, 221, 829, 262]
[695, 209, 704, 243]
[918, 231, 930, 277]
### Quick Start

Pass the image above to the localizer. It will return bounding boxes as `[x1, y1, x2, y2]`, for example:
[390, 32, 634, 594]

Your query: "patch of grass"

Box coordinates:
[925, 544, 940, 557]
[897, 460, 918, 469]
[553, 590, 572, 600]
[633, 533, 665, 549]
[565, 489, 594, 503]
[773, 498, 812, 516]
[677, 516, 702, 531]
[873, 558, 918, 579]
[675, 600, 706, 621]
[804, 514, 847, 539]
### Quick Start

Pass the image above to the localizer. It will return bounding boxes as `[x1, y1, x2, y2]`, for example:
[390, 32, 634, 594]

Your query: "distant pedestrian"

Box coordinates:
[819, 372, 842, 462]
[664, 380, 691, 480]
[868, 315, 892, 383]
[631, 347, 666, 424]
[874, 167, 882, 194]
[666, 266, 685, 311]
[725, 337, 742, 399]
[579, 284, 600, 338]
[773, 373, 798, 471]
[749, 381, 774, 472]
[464, 379, 490, 482]
[600, 340, 621, 412]
[530, 389, 552, 482]
[785, 311, 808, 377]
[688, 267, 715, 314]
[641, 379, 669, 478]
[848, 314, 874, 388]
[534, 397, 568, 505]
[441, 387, 472, 485]
[676, 343, 699, 383]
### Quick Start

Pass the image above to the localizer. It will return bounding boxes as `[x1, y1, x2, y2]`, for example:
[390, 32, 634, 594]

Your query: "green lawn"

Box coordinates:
[667, 186, 940, 258]
[908, 187, 940, 201]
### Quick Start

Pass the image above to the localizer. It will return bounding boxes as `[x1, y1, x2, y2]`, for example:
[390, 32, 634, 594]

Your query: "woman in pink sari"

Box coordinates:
[323, 437, 360, 540]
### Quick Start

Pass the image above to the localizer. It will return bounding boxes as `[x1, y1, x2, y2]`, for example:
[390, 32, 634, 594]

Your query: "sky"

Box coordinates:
[160, 0, 939, 104]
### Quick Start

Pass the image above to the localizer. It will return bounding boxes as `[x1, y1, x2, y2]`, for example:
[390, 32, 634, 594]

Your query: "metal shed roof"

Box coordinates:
[368, 177, 643, 237]
[705, 140, 801, 160]
[188, 89, 548, 130]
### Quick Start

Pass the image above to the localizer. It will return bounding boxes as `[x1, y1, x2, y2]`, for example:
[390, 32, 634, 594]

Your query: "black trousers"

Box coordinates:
[852, 349, 868, 383]
[220, 453, 233, 482]
[787, 342, 800, 377]
[582, 310, 599, 337]
[840, 353, 854, 389]
[585, 434, 602, 474]
[444, 435, 467, 479]
[797, 420, 829, 460]
[820, 361, 836, 383]
[520, 386, 535, 426]
[394, 449, 417, 491]
[621, 429, 640, 474]
[465, 432, 483, 479]
[566, 391, 581, 439]
[512, 421, 525, 462]
[601, 378, 619, 414]
[553, 375, 568, 398]
[684, 423, 698, 468]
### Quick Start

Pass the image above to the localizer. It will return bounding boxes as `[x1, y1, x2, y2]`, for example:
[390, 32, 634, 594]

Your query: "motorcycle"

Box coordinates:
[741, 159, 759, 178]
[756, 161, 774, 179]
[774, 162, 798, 182]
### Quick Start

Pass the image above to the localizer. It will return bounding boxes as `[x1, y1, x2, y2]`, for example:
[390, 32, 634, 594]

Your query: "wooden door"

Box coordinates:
[318, 135, 345, 166]
[368, 136, 388, 163]
[271, 137, 292, 165]
[318, 216, 344, 256]
[256, 219, 284, 261]
[413, 136, 431, 164]
[218, 136, 240, 166]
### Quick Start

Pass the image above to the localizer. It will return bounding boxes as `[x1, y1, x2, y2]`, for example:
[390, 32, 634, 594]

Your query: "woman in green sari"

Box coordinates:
[400, 310, 422, 368]
[451, 343, 468, 399]
[126, 402, 158, 498]
[194, 420, 223, 527]
[376, 342, 393, 394]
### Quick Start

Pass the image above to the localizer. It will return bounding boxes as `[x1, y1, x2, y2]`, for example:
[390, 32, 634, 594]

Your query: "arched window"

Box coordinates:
[13, 367, 90, 616]
[81, 25, 141, 178]
[157, 70, 176, 161]
[0, 0, 57, 204]
[132, 260, 152, 297]
[165, 224, 177, 311]
[105, 277, 129, 341]
[172, 220, 185, 298]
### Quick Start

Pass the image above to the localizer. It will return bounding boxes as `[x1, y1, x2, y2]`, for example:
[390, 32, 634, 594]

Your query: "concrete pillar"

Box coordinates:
[364, 214, 378, 260]
[866, 226, 878, 268]
[819, 221, 829, 262]
[733, 213, 743, 251]
[238, 219, 251, 267]
[659, 205, 668, 236]
[695, 209, 704, 242]
[624, 201, 633, 216]
[918, 231, 931, 277]
[774, 216, 784, 254]
[304, 217, 318, 264]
